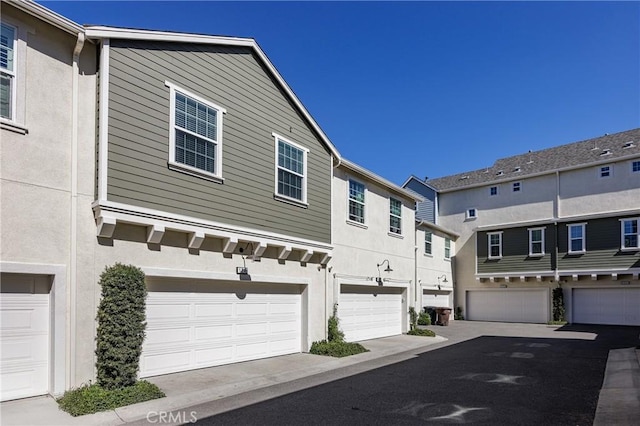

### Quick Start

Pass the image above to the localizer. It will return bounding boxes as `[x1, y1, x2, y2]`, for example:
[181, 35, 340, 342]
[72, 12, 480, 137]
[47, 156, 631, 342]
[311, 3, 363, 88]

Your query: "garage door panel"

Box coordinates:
[141, 281, 302, 377]
[573, 288, 640, 326]
[339, 285, 403, 342]
[466, 289, 548, 323]
[422, 291, 452, 308]
[1, 290, 50, 402]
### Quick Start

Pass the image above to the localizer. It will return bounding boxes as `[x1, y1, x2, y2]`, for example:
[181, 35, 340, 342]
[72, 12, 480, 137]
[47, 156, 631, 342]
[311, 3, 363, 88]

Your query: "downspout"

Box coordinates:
[415, 220, 424, 309]
[554, 171, 560, 283]
[69, 31, 85, 388]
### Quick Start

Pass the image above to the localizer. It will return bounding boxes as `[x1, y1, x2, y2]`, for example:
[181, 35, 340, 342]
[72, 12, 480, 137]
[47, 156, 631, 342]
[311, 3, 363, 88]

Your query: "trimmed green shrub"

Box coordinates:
[327, 303, 345, 343]
[552, 286, 566, 322]
[417, 311, 431, 326]
[408, 306, 418, 330]
[95, 263, 147, 390]
[407, 328, 436, 337]
[454, 306, 464, 320]
[310, 340, 368, 357]
[57, 381, 164, 417]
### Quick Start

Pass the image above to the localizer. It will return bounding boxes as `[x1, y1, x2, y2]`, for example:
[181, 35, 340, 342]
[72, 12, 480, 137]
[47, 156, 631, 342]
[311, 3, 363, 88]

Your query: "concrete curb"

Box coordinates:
[593, 347, 640, 426]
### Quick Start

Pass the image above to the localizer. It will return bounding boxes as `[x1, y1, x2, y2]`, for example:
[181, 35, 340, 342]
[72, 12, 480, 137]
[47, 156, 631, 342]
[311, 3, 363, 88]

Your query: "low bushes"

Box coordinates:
[310, 340, 368, 357]
[407, 328, 436, 337]
[57, 381, 165, 417]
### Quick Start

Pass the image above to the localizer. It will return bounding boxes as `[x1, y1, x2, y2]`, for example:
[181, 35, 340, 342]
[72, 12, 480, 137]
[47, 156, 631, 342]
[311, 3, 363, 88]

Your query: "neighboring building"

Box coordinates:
[331, 159, 423, 341]
[426, 129, 640, 326]
[0, 0, 97, 401]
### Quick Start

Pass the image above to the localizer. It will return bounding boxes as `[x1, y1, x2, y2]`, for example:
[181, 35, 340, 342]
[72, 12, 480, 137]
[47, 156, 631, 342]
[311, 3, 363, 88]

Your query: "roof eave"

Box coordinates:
[340, 159, 425, 202]
[8, 0, 84, 36]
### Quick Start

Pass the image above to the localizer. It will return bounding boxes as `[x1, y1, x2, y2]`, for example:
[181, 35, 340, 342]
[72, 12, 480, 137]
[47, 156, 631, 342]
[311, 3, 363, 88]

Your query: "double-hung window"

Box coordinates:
[424, 231, 432, 255]
[274, 133, 307, 204]
[389, 198, 402, 234]
[1, 22, 16, 120]
[528, 227, 545, 256]
[568, 223, 586, 253]
[599, 165, 612, 178]
[632, 161, 640, 173]
[488, 232, 502, 259]
[348, 179, 365, 224]
[621, 218, 639, 250]
[166, 82, 225, 182]
[444, 237, 451, 260]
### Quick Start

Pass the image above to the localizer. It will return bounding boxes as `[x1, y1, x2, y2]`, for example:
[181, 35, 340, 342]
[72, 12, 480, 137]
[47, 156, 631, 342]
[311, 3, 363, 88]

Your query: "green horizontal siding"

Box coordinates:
[106, 40, 332, 243]
[477, 226, 555, 273]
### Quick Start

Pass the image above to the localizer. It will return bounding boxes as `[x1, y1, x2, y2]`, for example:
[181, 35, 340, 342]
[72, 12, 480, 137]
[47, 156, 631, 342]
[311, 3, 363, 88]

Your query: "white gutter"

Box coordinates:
[8, 0, 84, 35]
[339, 158, 424, 202]
[69, 30, 85, 389]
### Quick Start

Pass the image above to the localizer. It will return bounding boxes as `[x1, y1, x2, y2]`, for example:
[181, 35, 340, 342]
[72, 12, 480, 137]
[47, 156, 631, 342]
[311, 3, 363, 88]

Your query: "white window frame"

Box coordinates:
[567, 223, 586, 254]
[424, 231, 433, 255]
[347, 178, 366, 225]
[489, 186, 498, 196]
[488, 231, 503, 259]
[632, 160, 640, 174]
[444, 237, 451, 260]
[528, 227, 545, 256]
[0, 22, 16, 121]
[598, 165, 613, 178]
[389, 197, 402, 235]
[165, 81, 226, 183]
[512, 181, 521, 192]
[273, 132, 308, 206]
[466, 208, 477, 220]
[620, 218, 640, 251]
[0, 18, 28, 132]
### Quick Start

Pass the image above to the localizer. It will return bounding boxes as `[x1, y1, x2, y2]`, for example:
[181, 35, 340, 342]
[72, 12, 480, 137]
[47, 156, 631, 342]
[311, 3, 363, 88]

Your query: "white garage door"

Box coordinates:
[1, 274, 50, 402]
[422, 290, 452, 308]
[140, 279, 302, 378]
[573, 288, 640, 326]
[466, 289, 548, 324]
[339, 285, 403, 342]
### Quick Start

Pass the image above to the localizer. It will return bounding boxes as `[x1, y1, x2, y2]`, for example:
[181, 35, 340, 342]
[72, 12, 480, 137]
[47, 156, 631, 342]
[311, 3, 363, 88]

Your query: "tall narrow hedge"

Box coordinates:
[552, 286, 566, 322]
[95, 264, 147, 390]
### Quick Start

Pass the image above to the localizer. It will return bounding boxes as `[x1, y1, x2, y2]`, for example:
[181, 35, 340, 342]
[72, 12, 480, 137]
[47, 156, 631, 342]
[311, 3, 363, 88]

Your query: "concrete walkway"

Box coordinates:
[1, 322, 638, 425]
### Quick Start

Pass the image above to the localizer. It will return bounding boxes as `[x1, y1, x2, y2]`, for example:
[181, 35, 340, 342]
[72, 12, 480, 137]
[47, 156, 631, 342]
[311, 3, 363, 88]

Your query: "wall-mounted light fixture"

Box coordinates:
[376, 259, 393, 285]
[236, 243, 254, 275]
[436, 274, 448, 290]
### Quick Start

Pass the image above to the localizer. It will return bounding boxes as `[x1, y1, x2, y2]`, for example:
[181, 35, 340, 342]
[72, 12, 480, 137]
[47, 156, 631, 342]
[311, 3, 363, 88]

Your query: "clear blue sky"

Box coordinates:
[42, 1, 640, 185]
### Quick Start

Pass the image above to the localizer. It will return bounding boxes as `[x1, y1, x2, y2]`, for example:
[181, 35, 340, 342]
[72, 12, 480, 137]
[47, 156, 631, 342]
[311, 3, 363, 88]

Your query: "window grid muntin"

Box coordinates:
[488, 232, 502, 258]
[490, 186, 498, 196]
[425, 231, 432, 255]
[389, 198, 402, 234]
[568, 224, 586, 253]
[512, 182, 521, 192]
[633, 161, 640, 173]
[444, 238, 451, 259]
[622, 219, 639, 249]
[348, 180, 365, 223]
[599, 165, 612, 178]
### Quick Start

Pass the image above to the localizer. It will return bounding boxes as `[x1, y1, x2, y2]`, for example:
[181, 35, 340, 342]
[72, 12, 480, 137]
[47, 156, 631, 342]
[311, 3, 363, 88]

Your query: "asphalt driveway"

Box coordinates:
[195, 323, 640, 426]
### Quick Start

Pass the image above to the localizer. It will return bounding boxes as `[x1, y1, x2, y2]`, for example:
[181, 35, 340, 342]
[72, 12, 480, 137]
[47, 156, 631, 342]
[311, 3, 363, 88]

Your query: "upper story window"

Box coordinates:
[512, 182, 521, 192]
[1, 22, 16, 120]
[348, 179, 365, 224]
[424, 231, 432, 255]
[568, 223, 586, 253]
[466, 208, 477, 220]
[444, 237, 451, 260]
[528, 227, 545, 256]
[166, 81, 225, 182]
[599, 165, 613, 178]
[632, 160, 640, 173]
[275, 134, 308, 205]
[489, 186, 498, 196]
[389, 198, 402, 235]
[621, 218, 639, 250]
[488, 232, 502, 259]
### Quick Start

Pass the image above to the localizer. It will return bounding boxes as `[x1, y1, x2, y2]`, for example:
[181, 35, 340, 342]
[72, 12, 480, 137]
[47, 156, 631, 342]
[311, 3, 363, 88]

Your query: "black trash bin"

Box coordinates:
[425, 307, 437, 325]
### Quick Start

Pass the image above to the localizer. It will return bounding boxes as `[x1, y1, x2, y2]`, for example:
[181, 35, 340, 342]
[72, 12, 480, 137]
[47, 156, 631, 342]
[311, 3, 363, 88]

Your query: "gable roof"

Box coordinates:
[339, 159, 424, 202]
[402, 175, 438, 192]
[6, 0, 84, 35]
[84, 25, 341, 160]
[426, 128, 640, 192]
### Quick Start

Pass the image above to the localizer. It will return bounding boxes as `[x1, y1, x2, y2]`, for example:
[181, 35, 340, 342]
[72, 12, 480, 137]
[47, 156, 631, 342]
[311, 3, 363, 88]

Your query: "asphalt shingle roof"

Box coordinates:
[426, 128, 640, 191]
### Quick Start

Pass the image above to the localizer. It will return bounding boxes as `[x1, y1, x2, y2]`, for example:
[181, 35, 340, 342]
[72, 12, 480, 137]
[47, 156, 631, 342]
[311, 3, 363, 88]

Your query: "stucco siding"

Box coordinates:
[106, 40, 332, 243]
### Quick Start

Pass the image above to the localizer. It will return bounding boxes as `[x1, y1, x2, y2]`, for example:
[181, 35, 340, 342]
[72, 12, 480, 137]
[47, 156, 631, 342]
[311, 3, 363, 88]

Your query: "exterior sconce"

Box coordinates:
[376, 259, 393, 285]
[236, 243, 254, 275]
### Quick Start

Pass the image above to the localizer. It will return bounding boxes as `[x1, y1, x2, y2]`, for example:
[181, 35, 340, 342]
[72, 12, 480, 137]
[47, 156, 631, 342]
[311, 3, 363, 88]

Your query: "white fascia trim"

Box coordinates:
[340, 159, 424, 202]
[92, 200, 333, 253]
[415, 220, 460, 240]
[476, 271, 555, 279]
[98, 39, 110, 201]
[142, 267, 310, 286]
[9, 0, 85, 35]
[84, 26, 341, 161]
[0, 261, 67, 397]
[335, 276, 410, 289]
[559, 268, 640, 277]
[401, 175, 439, 192]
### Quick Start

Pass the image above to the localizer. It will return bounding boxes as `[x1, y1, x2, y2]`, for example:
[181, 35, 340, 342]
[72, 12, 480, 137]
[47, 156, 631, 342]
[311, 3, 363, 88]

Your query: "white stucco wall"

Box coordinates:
[416, 226, 455, 309]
